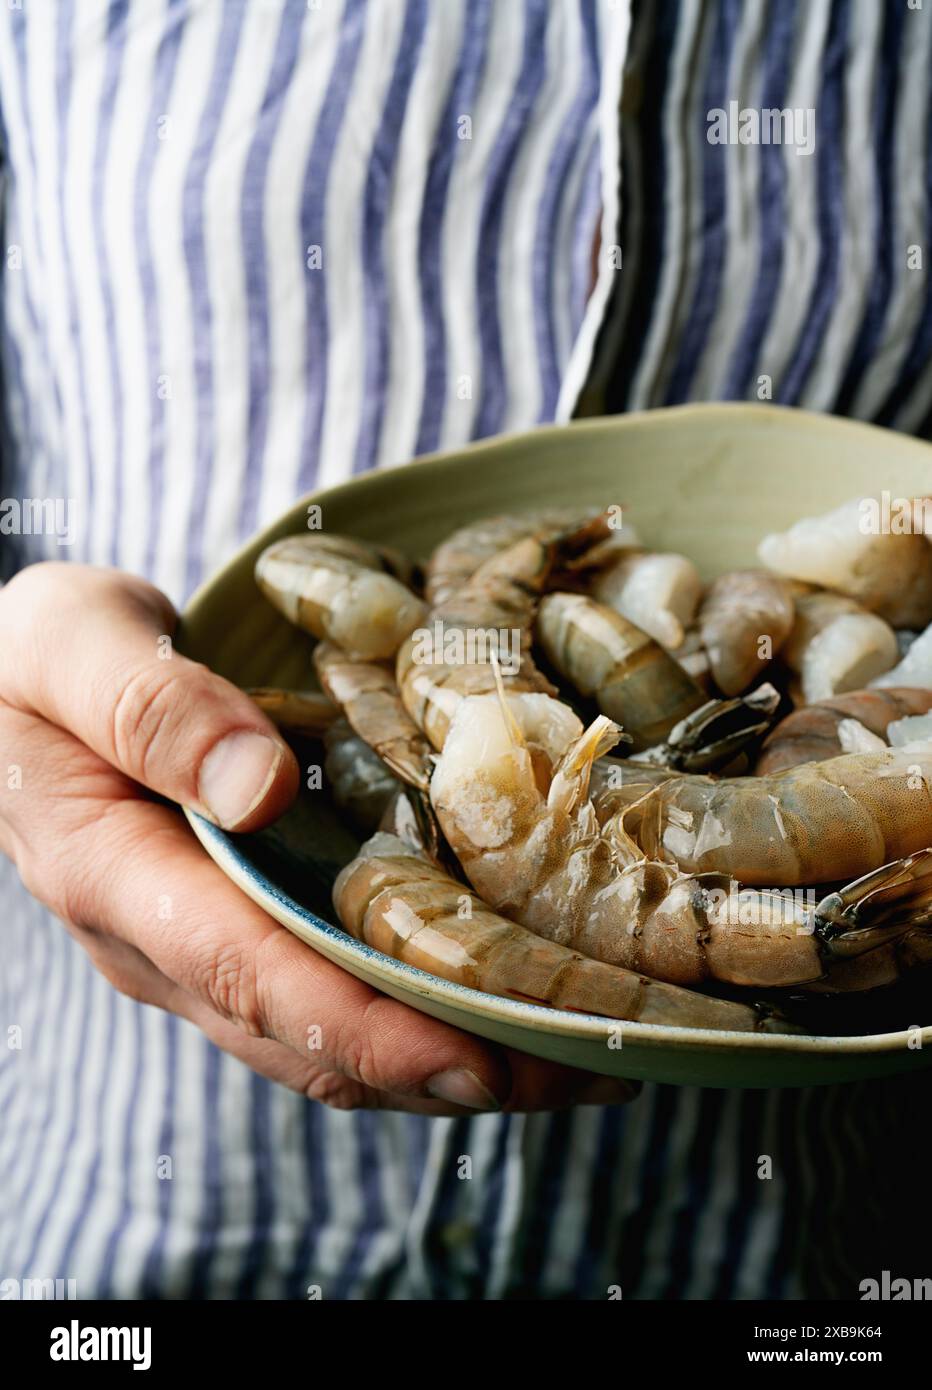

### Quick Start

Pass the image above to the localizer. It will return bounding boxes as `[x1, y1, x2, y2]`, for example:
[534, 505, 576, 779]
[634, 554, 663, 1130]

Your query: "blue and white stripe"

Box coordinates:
[2, 0, 932, 1303]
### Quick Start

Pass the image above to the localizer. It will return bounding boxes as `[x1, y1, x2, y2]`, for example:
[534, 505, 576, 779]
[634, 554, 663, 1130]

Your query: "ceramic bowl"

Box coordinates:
[179, 403, 932, 1088]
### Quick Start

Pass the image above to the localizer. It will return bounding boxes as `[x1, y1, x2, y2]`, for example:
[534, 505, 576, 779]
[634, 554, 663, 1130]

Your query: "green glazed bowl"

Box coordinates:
[179, 403, 932, 1089]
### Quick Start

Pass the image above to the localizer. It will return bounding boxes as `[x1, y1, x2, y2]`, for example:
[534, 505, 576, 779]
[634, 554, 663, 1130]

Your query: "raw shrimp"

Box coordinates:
[621, 745, 932, 886]
[588, 686, 782, 824]
[429, 691, 927, 988]
[332, 831, 789, 1027]
[535, 592, 705, 750]
[698, 569, 795, 695]
[425, 508, 636, 606]
[871, 620, 932, 690]
[590, 549, 702, 650]
[628, 684, 780, 772]
[323, 718, 400, 831]
[755, 688, 932, 774]
[781, 590, 898, 702]
[256, 533, 427, 661]
[247, 687, 338, 736]
[313, 640, 433, 791]
[396, 515, 611, 750]
[672, 625, 714, 690]
[804, 850, 932, 992]
[758, 495, 932, 629]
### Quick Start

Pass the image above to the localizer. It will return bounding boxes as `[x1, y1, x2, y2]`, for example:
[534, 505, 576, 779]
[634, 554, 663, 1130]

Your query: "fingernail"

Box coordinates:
[426, 1068, 503, 1111]
[198, 731, 284, 829]
[576, 1076, 641, 1107]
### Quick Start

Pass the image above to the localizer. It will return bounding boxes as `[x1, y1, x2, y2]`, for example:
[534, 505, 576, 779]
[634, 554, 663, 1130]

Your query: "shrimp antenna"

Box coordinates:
[489, 646, 526, 750]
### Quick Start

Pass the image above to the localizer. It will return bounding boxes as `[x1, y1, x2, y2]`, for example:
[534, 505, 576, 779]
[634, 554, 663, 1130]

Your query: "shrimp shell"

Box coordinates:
[425, 509, 625, 607]
[698, 569, 795, 695]
[623, 746, 932, 886]
[397, 515, 612, 750]
[313, 640, 433, 791]
[535, 592, 705, 751]
[332, 832, 787, 1029]
[256, 533, 427, 661]
[755, 688, 932, 774]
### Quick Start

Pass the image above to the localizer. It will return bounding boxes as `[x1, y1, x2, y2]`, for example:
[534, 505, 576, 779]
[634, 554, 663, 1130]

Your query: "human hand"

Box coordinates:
[0, 564, 638, 1114]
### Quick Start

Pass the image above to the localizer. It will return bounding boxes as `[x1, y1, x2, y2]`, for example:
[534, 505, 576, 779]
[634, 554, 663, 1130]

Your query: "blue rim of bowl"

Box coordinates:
[184, 809, 929, 1057]
[181, 403, 932, 1057]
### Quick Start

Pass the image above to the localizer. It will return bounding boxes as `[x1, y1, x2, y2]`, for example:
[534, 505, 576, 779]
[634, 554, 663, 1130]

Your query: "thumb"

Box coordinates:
[1, 563, 299, 831]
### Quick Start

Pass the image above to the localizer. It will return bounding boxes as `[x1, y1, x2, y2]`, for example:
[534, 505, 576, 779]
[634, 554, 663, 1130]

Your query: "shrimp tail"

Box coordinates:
[801, 851, 932, 991]
[814, 849, 932, 946]
[632, 683, 781, 773]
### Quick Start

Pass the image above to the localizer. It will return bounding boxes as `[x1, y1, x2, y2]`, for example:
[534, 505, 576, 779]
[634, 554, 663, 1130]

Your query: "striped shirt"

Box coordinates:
[1, 0, 931, 1301]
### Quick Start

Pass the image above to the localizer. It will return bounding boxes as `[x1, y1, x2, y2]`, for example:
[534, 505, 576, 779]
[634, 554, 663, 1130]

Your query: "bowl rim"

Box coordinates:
[180, 402, 932, 1059]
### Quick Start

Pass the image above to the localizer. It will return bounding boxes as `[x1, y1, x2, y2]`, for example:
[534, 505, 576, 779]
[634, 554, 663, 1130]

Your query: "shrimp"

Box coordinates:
[256, 533, 427, 661]
[323, 718, 400, 831]
[313, 640, 433, 791]
[755, 688, 932, 774]
[429, 690, 929, 988]
[758, 495, 932, 629]
[621, 745, 932, 886]
[628, 684, 780, 772]
[804, 850, 932, 992]
[587, 686, 783, 825]
[698, 569, 795, 695]
[425, 509, 637, 607]
[590, 550, 702, 650]
[247, 687, 338, 736]
[871, 619, 932, 690]
[672, 625, 714, 690]
[535, 592, 705, 751]
[781, 590, 898, 702]
[331, 831, 790, 1028]
[396, 514, 611, 750]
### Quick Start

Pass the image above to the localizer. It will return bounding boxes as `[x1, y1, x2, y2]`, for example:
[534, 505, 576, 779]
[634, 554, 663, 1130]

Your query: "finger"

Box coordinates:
[0, 563, 298, 830]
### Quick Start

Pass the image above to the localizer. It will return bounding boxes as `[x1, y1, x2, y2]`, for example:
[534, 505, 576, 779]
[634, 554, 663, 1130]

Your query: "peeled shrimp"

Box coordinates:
[332, 831, 788, 1027]
[782, 590, 898, 702]
[755, 688, 932, 774]
[590, 550, 702, 650]
[535, 592, 705, 751]
[871, 620, 932, 690]
[758, 496, 932, 629]
[313, 640, 433, 791]
[256, 533, 427, 661]
[698, 570, 795, 695]
[396, 515, 610, 750]
[429, 691, 928, 989]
